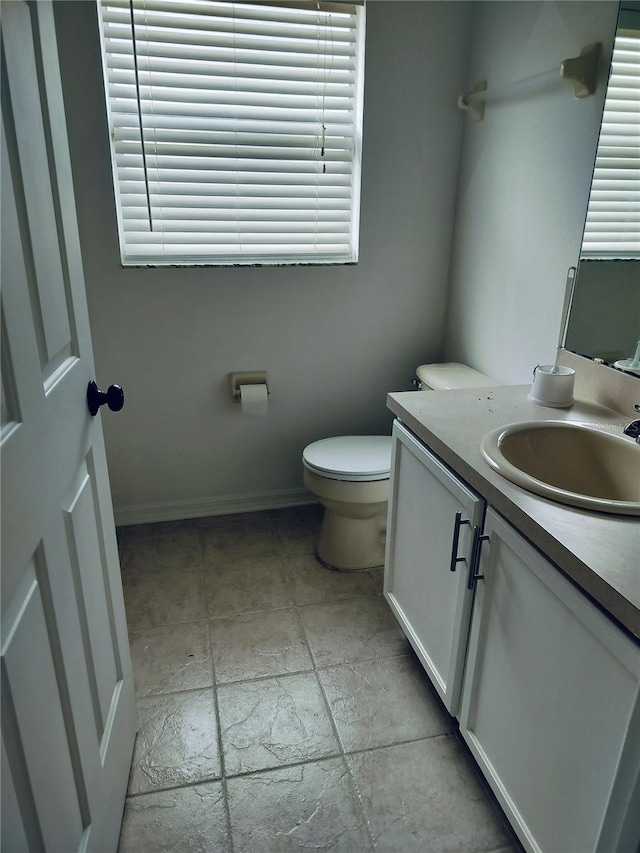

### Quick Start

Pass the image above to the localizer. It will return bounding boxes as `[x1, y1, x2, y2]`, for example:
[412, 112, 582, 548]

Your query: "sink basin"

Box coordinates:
[481, 421, 640, 515]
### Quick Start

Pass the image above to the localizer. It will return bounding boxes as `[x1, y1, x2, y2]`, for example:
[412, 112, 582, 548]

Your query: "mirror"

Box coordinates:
[564, 4, 640, 377]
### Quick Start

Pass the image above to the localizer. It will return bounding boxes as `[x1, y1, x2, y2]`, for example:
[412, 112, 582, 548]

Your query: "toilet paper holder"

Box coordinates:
[229, 371, 270, 402]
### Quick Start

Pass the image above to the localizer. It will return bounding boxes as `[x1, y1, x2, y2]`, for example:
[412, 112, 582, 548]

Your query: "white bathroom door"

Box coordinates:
[1, 3, 136, 851]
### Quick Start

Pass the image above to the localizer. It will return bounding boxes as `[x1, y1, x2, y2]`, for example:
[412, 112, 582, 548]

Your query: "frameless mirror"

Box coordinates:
[564, 3, 640, 377]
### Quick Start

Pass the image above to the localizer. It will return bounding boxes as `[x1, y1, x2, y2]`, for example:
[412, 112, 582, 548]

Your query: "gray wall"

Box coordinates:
[565, 260, 640, 363]
[55, 2, 474, 522]
[445, 1, 620, 384]
[55, 1, 620, 523]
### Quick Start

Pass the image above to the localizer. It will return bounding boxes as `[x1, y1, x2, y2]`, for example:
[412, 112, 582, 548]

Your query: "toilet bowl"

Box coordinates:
[303, 436, 392, 571]
[302, 363, 498, 571]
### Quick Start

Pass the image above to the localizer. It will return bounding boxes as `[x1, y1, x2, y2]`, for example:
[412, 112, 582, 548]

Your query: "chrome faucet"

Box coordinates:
[623, 404, 640, 443]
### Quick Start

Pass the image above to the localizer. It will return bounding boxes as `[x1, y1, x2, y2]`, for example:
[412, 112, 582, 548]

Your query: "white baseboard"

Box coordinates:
[114, 487, 318, 527]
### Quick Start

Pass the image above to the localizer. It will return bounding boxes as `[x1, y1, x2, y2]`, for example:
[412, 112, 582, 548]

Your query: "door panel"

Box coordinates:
[1, 3, 136, 850]
[2, 564, 85, 852]
[2, 0, 72, 369]
[384, 420, 485, 715]
[1, 737, 30, 852]
[460, 508, 640, 852]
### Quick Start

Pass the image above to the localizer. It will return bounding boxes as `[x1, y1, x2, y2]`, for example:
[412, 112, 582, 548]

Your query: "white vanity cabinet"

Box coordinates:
[384, 418, 640, 853]
[384, 419, 485, 715]
[460, 507, 640, 853]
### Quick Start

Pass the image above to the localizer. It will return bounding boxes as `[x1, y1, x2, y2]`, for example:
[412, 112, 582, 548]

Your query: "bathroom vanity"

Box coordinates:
[384, 385, 640, 853]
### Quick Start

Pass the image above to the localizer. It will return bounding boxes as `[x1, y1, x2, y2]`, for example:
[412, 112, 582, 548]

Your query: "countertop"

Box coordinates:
[386, 385, 640, 642]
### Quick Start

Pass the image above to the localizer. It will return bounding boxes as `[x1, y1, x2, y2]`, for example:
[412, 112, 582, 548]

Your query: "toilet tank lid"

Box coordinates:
[303, 436, 392, 479]
[416, 362, 498, 390]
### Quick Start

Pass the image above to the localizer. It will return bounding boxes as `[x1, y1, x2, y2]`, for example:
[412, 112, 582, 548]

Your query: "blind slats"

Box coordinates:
[116, 172, 353, 188]
[582, 26, 640, 257]
[122, 207, 352, 219]
[103, 30, 358, 59]
[108, 85, 355, 111]
[103, 41, 357, 71]
[114, 134, 354, 154]
[103, 0, 360, 28]
[593, 160, 640, 171]
[115, 154, 353, 172]
[109, 100, 356, 124]
[111, 112, 356, 137]
[108, 69, 355, 96]
[123, 223, 352, 237]
[118, 182, 352, 197]
[109, 48, 355, 82]
[99, 0, 364, 265]
[112, 97, 354, 115]
[103, 16, 357, 46]
[120, 197, 351, 209]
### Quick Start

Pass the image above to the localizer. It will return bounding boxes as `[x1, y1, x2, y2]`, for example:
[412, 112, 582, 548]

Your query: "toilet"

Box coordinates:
[302, 362, 497, 571]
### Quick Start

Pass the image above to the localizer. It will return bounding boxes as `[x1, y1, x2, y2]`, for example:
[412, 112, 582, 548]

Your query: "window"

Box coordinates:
[98, 0, 365, 266]
[581, 12, 640, 258]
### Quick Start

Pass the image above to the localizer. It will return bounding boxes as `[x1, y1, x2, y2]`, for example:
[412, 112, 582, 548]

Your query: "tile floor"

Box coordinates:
[117, 506, 521, 853]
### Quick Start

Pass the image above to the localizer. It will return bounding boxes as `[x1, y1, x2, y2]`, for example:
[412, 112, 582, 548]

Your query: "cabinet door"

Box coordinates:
[460, 508, 640, 853]
[384, 420, 485, 715]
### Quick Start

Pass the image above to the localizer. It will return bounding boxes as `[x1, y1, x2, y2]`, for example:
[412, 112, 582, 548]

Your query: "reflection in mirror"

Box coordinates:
[565, 4, 640, 377]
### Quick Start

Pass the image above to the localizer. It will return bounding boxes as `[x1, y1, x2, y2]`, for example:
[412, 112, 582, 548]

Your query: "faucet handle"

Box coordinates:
[623, 417, 640, 442]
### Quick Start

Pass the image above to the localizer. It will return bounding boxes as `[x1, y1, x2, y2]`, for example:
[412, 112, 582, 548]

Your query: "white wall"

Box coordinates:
[445, 1, 619, 384]
[54, 2, 473, 521]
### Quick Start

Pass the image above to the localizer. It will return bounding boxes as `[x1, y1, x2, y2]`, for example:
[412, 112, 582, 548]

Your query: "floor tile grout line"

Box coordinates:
[207, 602, 301, 623]
[122, 728, 457, 799]
[340, 745, 377, 849]
[212, 661, 317, 690]
[295, 594, 323, 673]
[310, 644, 378, 850]
[293, 587, 383, 609]
[127, 616, 211, 638]
[132, 648, 418, 700]
[313, 648, 412, 672]
[207, 524, 352, 813]
[200, 513, 328, 844]
[122, 562, 204, 578]
[292, 565, 386, 852]
[343, 729, 454, 761]
[199, 524, 235, 853]
[205, 588, 382, 620]
[124, 774, 224, 800]
[133, 644, 417, 699]
[127, 620, 206, 635]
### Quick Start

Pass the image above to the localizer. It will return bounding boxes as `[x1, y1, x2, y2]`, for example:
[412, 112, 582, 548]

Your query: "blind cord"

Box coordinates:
[129, 0, 153, 232]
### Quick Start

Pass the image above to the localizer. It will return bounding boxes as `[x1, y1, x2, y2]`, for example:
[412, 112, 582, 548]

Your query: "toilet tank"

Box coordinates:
[416, 362, 498, 390]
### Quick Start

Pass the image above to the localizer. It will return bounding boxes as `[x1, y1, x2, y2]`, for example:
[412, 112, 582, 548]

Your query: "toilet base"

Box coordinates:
[303, 467, 389, 572]
[316, 503, 387, 571]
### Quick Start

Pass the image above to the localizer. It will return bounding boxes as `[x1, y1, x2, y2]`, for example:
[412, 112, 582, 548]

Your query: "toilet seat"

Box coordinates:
[302, 436, 392, 481]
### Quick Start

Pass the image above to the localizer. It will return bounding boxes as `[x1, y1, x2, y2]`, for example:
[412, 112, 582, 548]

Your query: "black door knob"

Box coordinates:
[87, 381, 125, 416]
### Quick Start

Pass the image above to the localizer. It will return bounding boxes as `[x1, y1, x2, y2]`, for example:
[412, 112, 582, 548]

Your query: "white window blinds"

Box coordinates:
[582, 18, 640, 257]
[98, 0, 365, 265]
